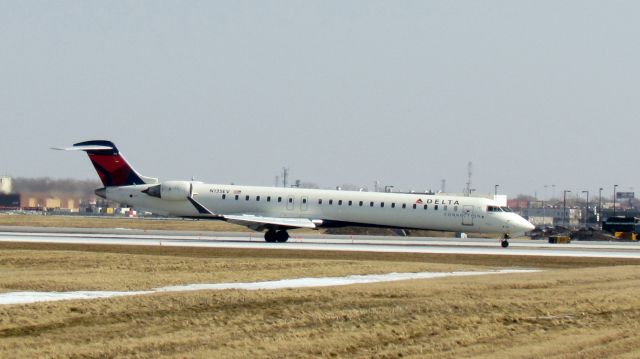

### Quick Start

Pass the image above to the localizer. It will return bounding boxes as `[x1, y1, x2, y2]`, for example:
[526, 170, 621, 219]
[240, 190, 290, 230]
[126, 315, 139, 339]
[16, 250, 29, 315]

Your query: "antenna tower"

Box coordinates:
[465, 161, 473, 196]
[282, 167, 289, 188]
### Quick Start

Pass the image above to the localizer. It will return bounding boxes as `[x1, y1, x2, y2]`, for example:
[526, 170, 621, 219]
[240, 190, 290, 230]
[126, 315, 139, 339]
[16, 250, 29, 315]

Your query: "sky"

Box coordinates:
[1, 1, 638, 199]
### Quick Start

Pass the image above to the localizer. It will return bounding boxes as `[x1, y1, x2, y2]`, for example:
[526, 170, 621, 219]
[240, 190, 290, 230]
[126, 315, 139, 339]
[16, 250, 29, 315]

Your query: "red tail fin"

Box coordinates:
[70, 140, 156, 187]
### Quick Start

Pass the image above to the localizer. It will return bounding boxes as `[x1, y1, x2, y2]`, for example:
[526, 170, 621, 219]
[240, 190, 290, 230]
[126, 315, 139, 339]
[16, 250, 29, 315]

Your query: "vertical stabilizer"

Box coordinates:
[56, 140, 158, 187]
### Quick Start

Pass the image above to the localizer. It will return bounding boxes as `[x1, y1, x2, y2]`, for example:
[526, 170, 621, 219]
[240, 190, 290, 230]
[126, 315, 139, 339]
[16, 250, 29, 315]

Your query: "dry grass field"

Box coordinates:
[0, 213, 251, 232]
[0, 242, 639, 357]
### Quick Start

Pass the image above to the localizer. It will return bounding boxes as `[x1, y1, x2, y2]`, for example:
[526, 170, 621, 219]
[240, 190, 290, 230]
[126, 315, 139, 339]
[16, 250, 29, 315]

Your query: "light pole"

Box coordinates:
[495, 184, 499, 196]
[613, 184, 619, 217]
[563, 190, 571, 227]
[582, 190, 589, 228]
[598, 187, 603, 226]
[544, 184, 548, 201]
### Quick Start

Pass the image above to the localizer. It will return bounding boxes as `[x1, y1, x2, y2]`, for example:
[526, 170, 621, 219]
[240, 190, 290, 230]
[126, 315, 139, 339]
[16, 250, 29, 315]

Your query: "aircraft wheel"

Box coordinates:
[501, 240, 509, 248]
[275, 230, 289, 243]
[264, 230, 277, 242]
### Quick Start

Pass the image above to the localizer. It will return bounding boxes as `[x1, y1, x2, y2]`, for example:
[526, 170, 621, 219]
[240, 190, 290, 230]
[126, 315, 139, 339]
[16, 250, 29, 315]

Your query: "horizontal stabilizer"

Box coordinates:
[51, 145, 114, 152]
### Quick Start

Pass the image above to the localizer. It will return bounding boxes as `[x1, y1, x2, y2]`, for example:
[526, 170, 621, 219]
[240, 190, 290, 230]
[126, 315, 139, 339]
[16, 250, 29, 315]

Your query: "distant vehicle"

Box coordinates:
[56, 140, 534, 247]
[602, 216, 640, 234]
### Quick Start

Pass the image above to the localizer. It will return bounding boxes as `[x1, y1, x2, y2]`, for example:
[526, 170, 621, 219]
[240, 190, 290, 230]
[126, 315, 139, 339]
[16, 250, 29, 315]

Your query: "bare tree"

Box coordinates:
[13, 177, 100, 197]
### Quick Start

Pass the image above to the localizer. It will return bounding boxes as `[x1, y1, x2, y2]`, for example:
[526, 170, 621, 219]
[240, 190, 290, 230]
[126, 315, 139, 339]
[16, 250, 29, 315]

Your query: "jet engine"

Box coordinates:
[143, 181, 191, 201]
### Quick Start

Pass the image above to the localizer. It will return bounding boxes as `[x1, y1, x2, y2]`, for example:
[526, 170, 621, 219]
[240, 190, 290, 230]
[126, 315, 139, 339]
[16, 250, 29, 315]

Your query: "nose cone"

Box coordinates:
[518, 217, 535, 232]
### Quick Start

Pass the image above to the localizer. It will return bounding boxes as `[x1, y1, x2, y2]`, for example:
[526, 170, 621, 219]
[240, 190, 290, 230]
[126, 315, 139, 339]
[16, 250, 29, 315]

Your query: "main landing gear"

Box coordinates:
[501, 233, 511, 248]
[264, 229, 289, 243]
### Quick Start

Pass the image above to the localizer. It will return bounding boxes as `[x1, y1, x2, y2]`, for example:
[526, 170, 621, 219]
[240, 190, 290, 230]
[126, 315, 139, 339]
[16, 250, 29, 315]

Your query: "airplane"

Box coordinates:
[56, 140, 534, 247]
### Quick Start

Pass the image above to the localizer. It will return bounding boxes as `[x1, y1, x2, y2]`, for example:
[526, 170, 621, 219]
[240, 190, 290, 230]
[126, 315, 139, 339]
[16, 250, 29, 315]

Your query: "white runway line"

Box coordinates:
[0, 269, 538, 305]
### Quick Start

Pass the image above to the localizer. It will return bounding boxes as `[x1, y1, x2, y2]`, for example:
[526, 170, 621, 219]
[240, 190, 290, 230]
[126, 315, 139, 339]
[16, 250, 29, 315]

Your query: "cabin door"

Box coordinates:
[462, 205, 474, 226]
[286, 196, 295, 210]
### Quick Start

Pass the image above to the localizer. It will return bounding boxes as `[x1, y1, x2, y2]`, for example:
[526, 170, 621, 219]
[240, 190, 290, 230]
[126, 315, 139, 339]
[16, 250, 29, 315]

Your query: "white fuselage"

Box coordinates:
[106, 182, 534, 235]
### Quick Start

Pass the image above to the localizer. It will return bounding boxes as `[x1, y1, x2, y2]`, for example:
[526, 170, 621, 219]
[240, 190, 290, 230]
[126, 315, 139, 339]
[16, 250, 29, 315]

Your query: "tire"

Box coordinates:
[264, 230, 277, 242]
[501, 240, 509, 248]
[275, 230, 289, 243]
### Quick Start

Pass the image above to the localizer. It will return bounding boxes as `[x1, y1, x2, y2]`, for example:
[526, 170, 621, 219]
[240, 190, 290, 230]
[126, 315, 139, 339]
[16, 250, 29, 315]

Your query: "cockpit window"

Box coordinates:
[501, 206, 513, 212]
[487, 205, 503, 212]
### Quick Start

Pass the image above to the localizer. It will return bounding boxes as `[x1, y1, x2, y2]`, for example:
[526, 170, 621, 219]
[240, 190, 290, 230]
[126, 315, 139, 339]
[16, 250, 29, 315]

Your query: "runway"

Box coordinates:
[2, 229, 640, 258]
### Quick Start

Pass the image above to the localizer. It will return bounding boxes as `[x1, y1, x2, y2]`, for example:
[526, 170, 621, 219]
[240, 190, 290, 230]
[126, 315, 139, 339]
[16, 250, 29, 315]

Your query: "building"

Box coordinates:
[522, 207, 582, 227]
[0, 177, 11, 194]
[0, 193, 20, 209]
[19, 193, 81, 211]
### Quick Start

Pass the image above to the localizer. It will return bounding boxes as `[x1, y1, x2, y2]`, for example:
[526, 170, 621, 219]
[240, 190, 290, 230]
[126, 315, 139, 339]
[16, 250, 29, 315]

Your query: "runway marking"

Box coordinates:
[0, 269, 538, 305]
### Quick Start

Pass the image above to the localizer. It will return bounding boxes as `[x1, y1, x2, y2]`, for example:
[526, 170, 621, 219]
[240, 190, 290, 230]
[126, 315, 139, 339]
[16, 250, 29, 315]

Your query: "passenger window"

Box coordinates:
[359, 201, 363, 206]
[424, 204, 428, 210]
[370, 202, 374, 207]
[235, 195, 239, 200]
[338, 200, 343, 205]
[245, 195, 250, 201]
[434, 205, 439, 210]
[222, 194, 226, 200]
[278, 197, 282, 202]
[288, 198, 293, 203]
[402, 203, 406, 209]
[348, 200, 352, 206]
[329, 199, 333, 205]
[256, 196, 260, 201]
[391, 203, 395, 208]
[267, 196, 271, 202]
[318, 199, 322, 205]
[413, 204, 416, 209]
[303, 198, 307, 204]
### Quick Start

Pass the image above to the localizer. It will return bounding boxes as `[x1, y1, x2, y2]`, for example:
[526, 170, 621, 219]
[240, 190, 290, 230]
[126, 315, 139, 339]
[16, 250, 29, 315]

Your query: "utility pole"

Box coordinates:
[613, 184, 618, 217]
[582, 190, 589, 228]
[563, 190, 571, 227]
[598, 187, 603, 227]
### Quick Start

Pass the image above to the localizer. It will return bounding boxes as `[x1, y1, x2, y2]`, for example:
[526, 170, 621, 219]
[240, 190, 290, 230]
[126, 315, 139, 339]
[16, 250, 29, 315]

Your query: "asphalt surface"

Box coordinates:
[1, 227, 640, 258]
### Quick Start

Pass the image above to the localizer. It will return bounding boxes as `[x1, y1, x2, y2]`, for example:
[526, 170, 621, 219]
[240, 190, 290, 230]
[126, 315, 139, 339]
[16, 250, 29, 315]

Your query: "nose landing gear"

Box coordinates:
[501, 233, 510, 248]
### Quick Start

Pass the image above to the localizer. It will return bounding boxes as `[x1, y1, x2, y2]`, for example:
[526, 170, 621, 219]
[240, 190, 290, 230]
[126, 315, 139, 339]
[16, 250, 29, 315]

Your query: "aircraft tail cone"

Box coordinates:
[95, 187, 106, 199]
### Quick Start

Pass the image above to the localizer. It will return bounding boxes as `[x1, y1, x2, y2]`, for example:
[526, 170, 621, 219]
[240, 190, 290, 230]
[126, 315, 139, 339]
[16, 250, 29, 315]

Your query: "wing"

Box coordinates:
[223, 214, 321, 230]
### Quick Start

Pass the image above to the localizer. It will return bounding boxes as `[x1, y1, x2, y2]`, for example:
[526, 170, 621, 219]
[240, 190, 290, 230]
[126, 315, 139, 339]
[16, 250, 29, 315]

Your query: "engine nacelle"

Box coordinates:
[143, 181, 191, 201]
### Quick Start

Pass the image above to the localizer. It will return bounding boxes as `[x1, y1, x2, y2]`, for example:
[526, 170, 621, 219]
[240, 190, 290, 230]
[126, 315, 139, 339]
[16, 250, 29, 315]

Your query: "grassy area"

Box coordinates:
[0, 244, 482, 292]
[0, 213, 252, 232]
[0, 243, 640, 357]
